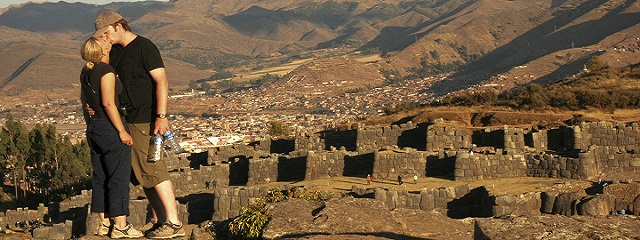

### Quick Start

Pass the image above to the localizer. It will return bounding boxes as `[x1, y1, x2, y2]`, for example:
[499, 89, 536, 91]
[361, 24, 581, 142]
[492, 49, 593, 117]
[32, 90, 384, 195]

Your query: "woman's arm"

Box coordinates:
[100, 72, 133, 146]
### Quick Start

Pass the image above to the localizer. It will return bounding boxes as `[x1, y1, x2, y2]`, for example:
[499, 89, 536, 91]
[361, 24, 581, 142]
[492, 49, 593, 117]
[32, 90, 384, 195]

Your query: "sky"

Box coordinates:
[1, 0, 162, 8]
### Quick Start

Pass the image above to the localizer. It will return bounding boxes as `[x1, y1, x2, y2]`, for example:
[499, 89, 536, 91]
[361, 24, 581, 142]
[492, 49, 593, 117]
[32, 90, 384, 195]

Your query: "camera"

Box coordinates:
[118, 106, 128, 116]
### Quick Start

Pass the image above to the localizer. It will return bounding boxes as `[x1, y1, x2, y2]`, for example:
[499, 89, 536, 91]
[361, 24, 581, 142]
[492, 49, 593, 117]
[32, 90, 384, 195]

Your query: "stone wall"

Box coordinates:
[591, 146, 640, 173]
[356, 185, 488, 218]
[31, 221, 73, 239]
[372, 148, 426, 180]
[206, 144, 270, 165]
[426, 124, 471, 151]
[254, 135, 271, 152]
[527, 128, 574, 152]
[172, 165, 229, 196]
[526, 152, 596, 179]
[164, 152, 191, 170]
[454, 151, 528, 181]
[295, 128, 324, 152]
[248, 155, 279, 185]
[306, 150, 347, 180]
[504, 126, 525, 153]
[573, 121, 640, 151]
[455, 150, 602, 181]
[356, 122, 418, 153]
[0, 203, 50, 228]
[529, 129, 548, 152]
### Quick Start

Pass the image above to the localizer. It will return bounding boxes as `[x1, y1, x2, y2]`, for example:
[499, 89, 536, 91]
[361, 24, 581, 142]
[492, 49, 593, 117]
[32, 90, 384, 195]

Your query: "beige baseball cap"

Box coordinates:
[93, 11, 123, 37]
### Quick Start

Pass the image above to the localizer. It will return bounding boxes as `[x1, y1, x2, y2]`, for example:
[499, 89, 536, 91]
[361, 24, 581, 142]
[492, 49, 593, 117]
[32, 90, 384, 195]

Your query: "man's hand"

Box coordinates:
[154, 118, 170, 135]
[84, 103, 95, 118]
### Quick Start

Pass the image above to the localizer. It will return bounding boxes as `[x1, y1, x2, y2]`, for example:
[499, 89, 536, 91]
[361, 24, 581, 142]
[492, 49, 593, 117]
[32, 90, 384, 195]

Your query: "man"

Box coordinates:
[93, 11, 184, 239]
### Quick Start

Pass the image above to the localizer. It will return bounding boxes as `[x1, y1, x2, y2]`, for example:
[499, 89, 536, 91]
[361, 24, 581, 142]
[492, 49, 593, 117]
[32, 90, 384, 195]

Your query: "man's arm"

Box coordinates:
[150, 67, 170, 135]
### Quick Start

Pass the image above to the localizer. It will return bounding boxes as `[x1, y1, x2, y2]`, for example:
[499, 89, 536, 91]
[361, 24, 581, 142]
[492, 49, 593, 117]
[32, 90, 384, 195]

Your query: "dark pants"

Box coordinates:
[87, 119, 131, 217]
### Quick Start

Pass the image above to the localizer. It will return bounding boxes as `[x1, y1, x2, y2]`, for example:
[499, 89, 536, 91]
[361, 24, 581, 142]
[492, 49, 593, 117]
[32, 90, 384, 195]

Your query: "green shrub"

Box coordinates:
[586, 56, 608, 72]
[250, 74, 281, 87]
[267, 121, 291, 136]
[209, 71, 235, 81]
[229, 198, 270, 239]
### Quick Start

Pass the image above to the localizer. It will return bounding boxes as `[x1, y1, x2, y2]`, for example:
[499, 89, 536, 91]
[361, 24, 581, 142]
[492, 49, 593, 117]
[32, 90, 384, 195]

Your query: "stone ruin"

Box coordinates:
[2, 119, 640, 238]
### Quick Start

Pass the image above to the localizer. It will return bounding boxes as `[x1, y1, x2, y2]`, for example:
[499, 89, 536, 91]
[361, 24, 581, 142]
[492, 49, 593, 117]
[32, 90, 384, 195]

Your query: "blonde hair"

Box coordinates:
[80, 37, 103, 70]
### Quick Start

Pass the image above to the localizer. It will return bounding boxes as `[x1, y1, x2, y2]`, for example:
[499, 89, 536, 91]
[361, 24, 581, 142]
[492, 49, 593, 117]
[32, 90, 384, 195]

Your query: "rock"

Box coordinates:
[632, 195, 640, 215]
[494, 194, 517, 206]
[189, 227, 215, 240]
[578, 195, 613, 216]
[553, 192, 586, 216]
[541, 192, 558, 214]
[475, 214, 640, 239]
[31, 227, 50, 239]
[263, 197, 401, 238]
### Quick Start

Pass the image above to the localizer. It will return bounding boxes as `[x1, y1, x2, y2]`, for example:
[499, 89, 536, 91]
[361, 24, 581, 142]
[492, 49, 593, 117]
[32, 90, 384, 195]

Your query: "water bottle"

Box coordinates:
[163, 130, 184, 153]
[148, 134, 164, 162]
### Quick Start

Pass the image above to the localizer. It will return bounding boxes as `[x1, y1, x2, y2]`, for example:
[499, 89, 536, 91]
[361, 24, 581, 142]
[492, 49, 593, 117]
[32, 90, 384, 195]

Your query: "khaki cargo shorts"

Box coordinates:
[128, 122, 171, 189]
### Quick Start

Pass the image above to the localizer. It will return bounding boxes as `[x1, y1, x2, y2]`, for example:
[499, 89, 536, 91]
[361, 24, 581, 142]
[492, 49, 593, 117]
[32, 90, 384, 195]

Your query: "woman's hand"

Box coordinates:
[119, 131, 133, 146]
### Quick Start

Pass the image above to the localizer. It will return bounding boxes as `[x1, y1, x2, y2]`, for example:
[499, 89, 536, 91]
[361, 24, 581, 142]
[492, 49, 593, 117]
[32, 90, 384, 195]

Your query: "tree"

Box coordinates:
[208, 71, 235, 81]
[267, 121, 291, 136]
[0, 114, 32, 202]
[202, 81, 213, 91]
[586, 56, 608, 72]
[188, 80, 199, 90]
[41, 135, 90, 200]
[28, 124, 63, 202]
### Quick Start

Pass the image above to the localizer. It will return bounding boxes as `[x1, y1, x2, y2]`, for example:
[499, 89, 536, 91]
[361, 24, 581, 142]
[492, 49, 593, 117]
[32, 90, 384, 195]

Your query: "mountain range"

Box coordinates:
[1, 0, 639, 105]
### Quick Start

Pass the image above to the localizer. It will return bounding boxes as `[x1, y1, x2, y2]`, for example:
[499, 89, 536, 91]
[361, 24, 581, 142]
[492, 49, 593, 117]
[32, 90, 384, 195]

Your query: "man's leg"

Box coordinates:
[151, 180, 181, 224]
[144, 180, 180, 225]
[144, 180, 185, 239]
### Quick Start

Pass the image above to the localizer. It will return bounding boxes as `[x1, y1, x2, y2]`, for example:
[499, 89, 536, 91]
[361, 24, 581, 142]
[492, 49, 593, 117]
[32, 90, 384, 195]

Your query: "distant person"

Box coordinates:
[93, 11, 183, 238]
[205, 181, 210, 189]
[469, 144, 476, 156]
[80, 37, 143, 238]
[213, 180, 218, 189]
[598, 174, 603, 184]
[413, 174, 418, 184]
[397, 175, 403, 185]
[367, 174, 372, 185]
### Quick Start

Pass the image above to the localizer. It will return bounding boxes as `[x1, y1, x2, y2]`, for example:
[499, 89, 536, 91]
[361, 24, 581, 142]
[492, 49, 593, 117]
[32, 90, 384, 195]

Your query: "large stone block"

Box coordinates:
[494, 194, 517, 206]
[553, 192, 585, 216]
[579, 195, 613, 216]
[541, 192, 557, 214]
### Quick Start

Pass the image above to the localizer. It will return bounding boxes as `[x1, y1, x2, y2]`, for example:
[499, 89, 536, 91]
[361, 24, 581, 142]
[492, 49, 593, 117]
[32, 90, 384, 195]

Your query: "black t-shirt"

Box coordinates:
[80, 62, 122, 121]
[110, 36, 164, 123]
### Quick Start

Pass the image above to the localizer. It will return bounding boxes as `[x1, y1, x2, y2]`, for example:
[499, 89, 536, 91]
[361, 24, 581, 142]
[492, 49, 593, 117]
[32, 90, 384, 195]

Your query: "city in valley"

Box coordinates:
[0, 72, 446, 153]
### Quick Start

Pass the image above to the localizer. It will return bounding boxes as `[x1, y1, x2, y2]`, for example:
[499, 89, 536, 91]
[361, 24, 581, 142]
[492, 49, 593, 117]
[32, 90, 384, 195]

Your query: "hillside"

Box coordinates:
[387, 0, 640, 95]
[0, 0, 639, 108]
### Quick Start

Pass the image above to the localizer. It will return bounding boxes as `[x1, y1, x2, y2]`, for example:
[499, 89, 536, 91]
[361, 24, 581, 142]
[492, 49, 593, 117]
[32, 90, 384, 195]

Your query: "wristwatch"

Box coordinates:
[156, 113, 167, 119]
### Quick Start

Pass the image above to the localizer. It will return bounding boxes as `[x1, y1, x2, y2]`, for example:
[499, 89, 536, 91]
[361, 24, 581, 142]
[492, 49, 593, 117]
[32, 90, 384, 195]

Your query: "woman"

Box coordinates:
[80, 36, 143, 239]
